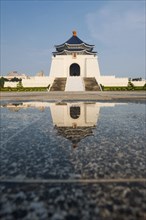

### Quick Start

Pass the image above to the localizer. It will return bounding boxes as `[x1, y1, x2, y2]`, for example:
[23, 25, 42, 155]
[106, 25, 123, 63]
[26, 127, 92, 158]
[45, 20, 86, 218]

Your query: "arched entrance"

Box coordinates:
[70, 106, 80, 119]
[70, 63, 80, 76]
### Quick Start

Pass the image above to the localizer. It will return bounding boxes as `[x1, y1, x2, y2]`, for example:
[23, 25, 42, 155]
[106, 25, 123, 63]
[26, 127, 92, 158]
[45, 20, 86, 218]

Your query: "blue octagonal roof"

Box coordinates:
[55, 31, 94, 48]
[65, 35, 84, 44]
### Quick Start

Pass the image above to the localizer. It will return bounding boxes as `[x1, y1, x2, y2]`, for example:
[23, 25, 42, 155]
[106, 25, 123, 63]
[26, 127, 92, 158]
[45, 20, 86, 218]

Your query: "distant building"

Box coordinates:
[36, 71, 44, 77]
[6, 71, 27, 80]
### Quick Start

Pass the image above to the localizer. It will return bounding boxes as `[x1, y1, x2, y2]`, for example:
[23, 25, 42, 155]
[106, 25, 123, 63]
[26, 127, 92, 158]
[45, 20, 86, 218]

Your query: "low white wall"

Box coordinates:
[4, 76, 145, 89]
[4, 82, 18, 88]
[22, 76, 51, 87]
[98, 76, 128, 86]
[98, 76, 146, 87]
[4, 77, 54, 88]
[132, 80, 146, 86]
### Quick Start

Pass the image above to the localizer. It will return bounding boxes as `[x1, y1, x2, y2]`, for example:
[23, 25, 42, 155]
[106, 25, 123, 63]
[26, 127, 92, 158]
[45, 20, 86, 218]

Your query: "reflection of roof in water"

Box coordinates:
[55, 126, 95, 145]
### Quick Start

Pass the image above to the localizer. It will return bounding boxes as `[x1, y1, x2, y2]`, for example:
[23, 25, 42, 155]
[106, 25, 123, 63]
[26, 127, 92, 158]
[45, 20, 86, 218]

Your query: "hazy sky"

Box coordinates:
[1, 0, 145, 78]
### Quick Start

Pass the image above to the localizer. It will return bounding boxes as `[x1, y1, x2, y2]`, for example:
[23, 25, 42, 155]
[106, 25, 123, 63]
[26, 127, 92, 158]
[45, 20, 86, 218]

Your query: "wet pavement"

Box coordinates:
[1, 91, 146, 102]
[0, 101, 146, 219]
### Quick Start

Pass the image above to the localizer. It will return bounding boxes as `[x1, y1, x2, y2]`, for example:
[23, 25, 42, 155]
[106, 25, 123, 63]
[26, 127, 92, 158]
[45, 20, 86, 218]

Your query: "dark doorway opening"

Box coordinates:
[70, 107, 80, 119]
[70, 63, 80, 76]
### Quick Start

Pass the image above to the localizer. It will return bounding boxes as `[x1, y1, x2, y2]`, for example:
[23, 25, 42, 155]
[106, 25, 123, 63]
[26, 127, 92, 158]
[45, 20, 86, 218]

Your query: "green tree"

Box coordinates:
[143, 83, 146, 90]
[17, 81, 23, 88]
[0, 77, 5, 88]
[11, 77, 21, 82]
[127, 81, 135, 90]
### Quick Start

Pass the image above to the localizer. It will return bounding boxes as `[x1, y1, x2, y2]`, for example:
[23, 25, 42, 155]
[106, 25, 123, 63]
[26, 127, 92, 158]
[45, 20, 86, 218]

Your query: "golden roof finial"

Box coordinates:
[72, 30, 77, 36]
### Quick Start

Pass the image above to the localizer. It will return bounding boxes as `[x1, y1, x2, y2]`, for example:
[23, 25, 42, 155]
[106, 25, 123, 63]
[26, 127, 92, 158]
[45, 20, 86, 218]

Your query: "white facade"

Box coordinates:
[49, 102, 100, 127]
[49, 55, 101, 78]
[49, 53, 133, 89]
[49, 54, 102, 91]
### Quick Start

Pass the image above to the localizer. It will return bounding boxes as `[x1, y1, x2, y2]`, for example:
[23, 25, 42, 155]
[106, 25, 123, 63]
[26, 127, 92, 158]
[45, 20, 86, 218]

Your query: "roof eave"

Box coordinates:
[55, 43, 65, 48]
[53, 49, 97, 55]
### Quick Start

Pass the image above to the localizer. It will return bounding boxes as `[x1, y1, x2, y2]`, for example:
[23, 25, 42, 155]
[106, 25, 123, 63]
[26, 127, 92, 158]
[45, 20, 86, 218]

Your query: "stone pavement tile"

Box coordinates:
[0, 181, 146, 220]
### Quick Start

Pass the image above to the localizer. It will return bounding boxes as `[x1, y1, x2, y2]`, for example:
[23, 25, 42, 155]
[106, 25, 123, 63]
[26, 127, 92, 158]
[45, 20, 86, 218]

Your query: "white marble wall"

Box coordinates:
[3, 76, 145, 88]
[98, 76, 129, 86]
[49, 54, 101, 78]
[4, 77, 54, 88]
[49, 102, 100, 127]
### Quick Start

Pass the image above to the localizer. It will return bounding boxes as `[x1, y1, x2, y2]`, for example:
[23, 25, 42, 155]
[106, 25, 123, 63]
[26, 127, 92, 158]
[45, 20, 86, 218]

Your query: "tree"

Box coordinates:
[143, 83, 146, 90]
[0, 77, 5, 88]
[127, 81, 135, 90]
[17, 81, 23, 88]
[11, 77, 21, 82]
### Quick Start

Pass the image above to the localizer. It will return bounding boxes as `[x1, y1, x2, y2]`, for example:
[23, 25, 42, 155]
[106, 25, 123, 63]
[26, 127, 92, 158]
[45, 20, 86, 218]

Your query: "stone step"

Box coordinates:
[84, 77, 101, 91]
[50, 78, 67, 91]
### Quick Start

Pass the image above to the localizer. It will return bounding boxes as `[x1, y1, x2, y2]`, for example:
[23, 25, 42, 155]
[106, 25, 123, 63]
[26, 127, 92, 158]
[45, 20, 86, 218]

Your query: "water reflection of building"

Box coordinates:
[1, 102, 47, 112]
[1, 101, 121, 147]
[49, 102, 99, 148]
[49, 102, 120, 148]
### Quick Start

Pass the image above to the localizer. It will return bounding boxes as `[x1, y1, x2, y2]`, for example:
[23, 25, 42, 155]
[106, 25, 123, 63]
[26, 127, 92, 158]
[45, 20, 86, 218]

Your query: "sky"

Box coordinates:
[1, 0, 145, 78]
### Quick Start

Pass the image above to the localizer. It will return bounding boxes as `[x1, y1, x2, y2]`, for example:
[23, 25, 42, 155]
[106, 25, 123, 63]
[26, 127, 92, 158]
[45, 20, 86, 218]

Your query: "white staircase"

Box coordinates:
[65, 77, 84, 91]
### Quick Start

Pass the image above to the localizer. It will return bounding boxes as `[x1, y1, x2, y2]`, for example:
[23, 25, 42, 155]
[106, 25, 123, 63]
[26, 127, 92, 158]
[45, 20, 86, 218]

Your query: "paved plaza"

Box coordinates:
[0, 98, 146, 219]
[1, 91, 146, 102]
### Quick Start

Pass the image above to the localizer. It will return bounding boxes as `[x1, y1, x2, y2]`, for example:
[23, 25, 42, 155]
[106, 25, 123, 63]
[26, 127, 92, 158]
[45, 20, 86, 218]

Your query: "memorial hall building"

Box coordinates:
[48, 31, 128, 91]
[4, 31, 145, 90]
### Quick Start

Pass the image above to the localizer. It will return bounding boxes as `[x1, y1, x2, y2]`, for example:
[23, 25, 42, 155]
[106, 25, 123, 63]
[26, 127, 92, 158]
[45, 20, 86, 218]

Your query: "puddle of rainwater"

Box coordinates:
[0, 101, 145, 180]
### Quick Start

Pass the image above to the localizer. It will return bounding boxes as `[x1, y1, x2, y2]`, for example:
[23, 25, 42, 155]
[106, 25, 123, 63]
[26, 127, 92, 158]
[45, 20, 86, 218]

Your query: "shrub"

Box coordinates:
[127, 81, 135, 90]
[102, 85, 146, 91]
[143, 83, 146, 90]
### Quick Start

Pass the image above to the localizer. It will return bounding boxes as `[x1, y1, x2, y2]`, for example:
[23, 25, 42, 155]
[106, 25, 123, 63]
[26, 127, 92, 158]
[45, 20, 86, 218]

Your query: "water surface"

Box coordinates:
[0, 101, 145, 180]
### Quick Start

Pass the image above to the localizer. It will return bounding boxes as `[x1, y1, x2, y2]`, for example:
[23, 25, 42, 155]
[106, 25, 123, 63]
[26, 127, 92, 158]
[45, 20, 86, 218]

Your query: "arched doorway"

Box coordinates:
[70, 106, 80, 119]
[70, 63, 80, 76]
